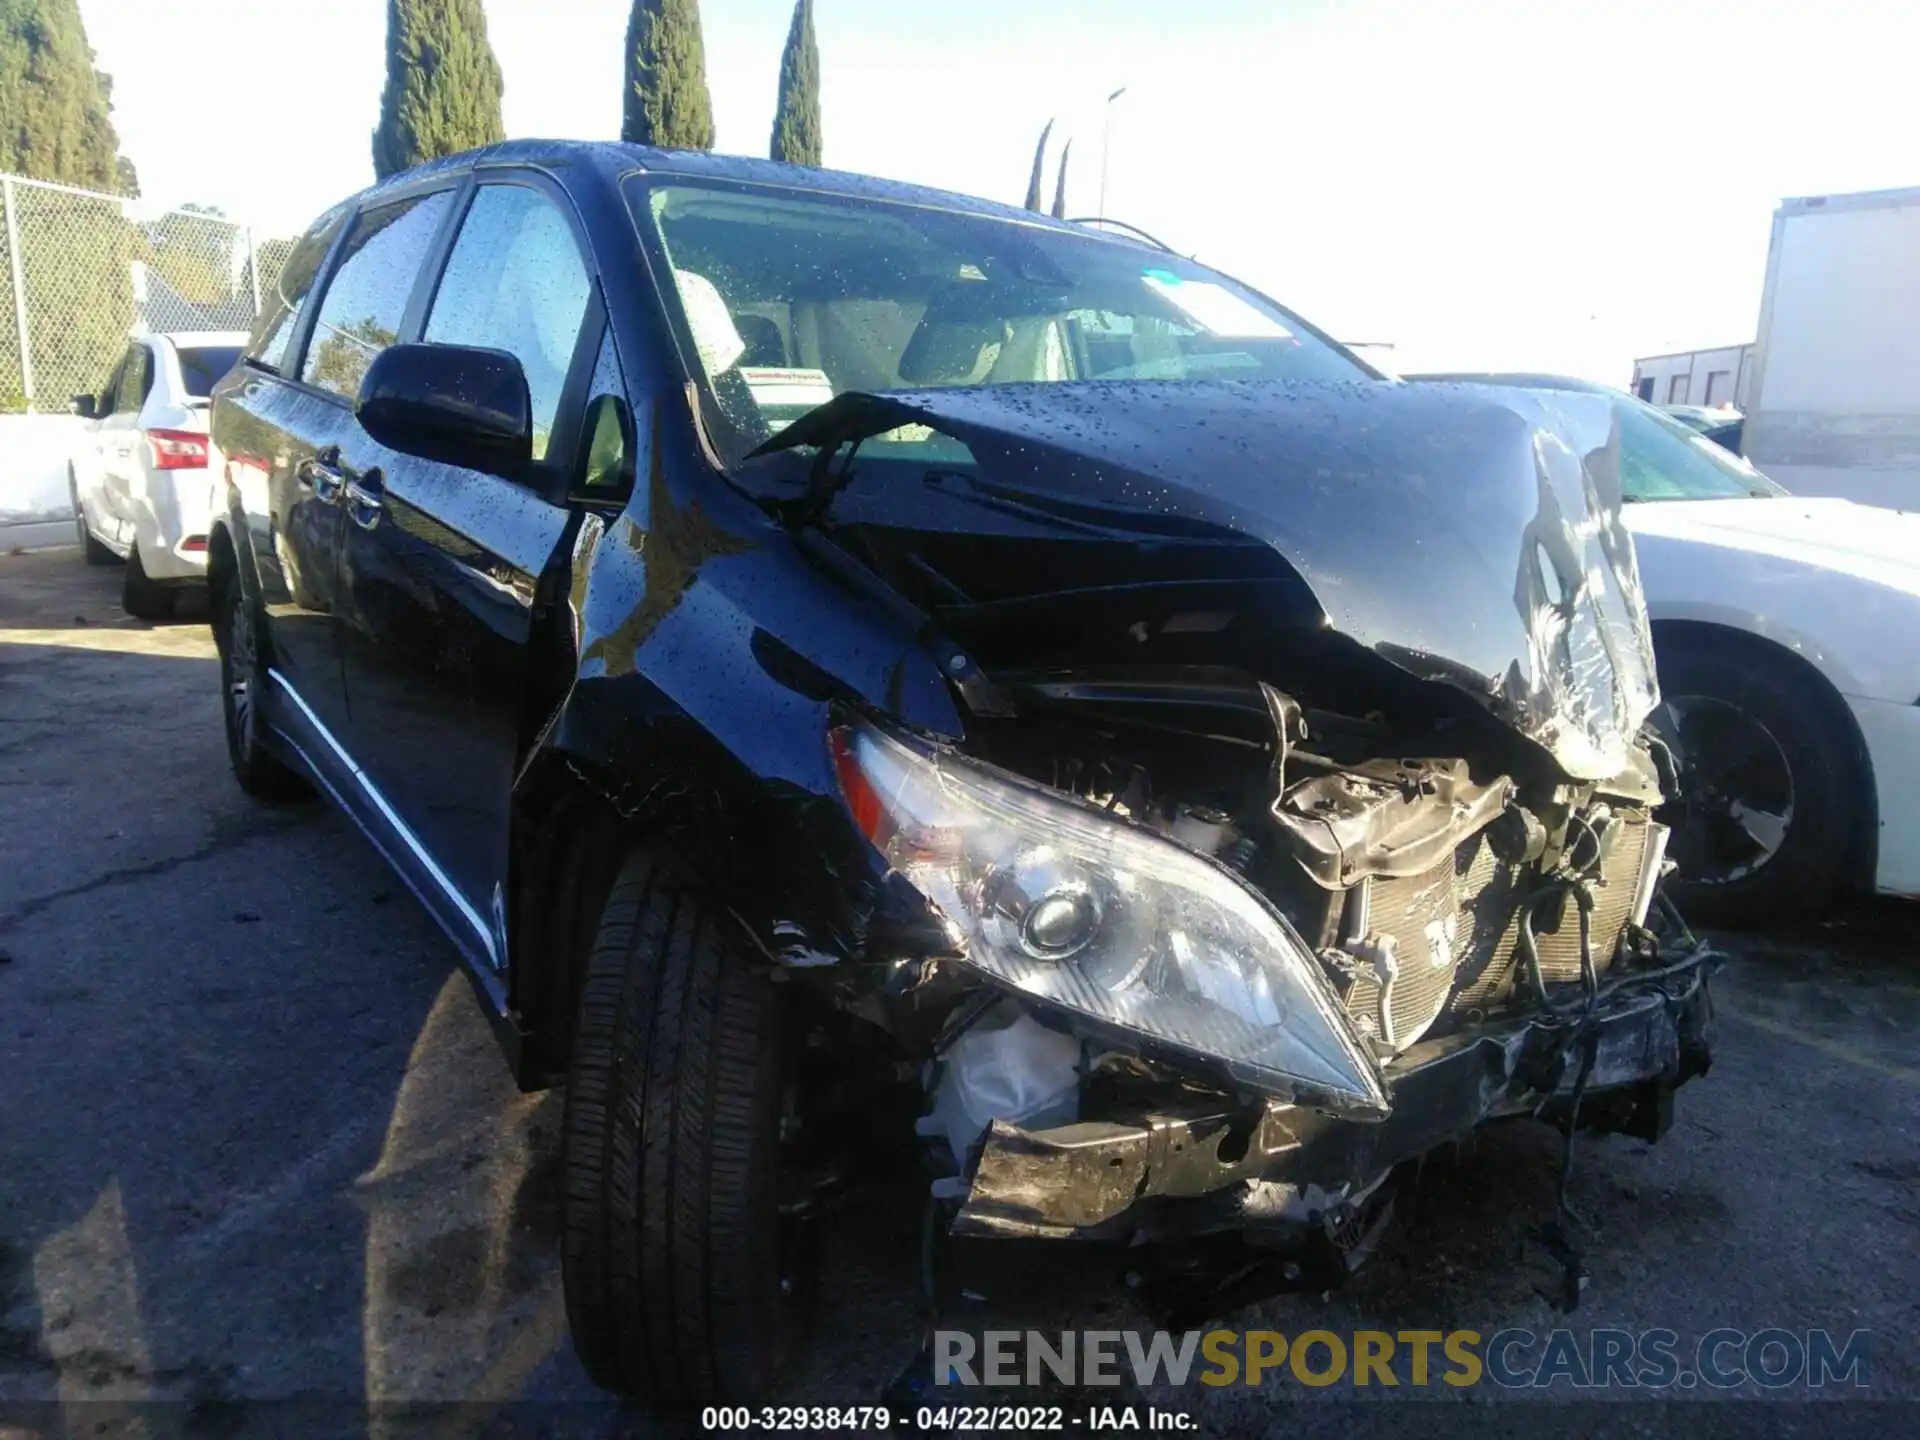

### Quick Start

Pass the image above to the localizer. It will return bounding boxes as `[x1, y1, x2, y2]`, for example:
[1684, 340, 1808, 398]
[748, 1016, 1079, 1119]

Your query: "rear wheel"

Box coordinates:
[1656, 633, 1859, 926]
[211, 573, 310, 801]
[71, 473, 116, 565]
[121, 542, 177, 621]
[561, 848, 796, 1406]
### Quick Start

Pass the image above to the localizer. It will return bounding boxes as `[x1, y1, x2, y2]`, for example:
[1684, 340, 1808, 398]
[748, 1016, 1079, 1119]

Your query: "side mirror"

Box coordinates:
[70, 394, 98, 419]
[356, 343, 532, 480]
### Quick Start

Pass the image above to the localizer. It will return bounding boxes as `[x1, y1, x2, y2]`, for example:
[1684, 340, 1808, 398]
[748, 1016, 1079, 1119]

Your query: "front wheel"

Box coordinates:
[211, 574, 310, 802]
[561, 849, 795, 1406]
[1655, 634, 1860, 926]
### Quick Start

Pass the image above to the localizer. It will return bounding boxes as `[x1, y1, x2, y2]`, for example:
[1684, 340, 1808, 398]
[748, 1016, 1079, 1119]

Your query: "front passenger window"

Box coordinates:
[301, 190, 454, 400]
[425, 185, 593, 462]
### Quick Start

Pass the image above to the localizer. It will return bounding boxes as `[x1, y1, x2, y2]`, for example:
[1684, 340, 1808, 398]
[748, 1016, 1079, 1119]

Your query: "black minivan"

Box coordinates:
[207, 140, 1716, 1406]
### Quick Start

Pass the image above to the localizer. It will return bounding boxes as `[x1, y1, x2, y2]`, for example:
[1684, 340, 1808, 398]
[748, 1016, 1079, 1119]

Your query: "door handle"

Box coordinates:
[298, 455, 345, 504]
[345, 470, 384, 530]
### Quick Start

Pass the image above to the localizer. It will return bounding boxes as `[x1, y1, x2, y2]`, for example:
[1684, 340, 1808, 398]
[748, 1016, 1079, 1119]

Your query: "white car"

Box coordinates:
[68, 331, 246, 619]
[1417, 372, 1920, 923]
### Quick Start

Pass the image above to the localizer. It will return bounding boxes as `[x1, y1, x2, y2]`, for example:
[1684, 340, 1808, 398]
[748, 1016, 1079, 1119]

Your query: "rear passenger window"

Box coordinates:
[247, 207, 346, 375]
[300, 190, 454, 399]
[424, 185, 592, 461]
[95, 355, 127, 414]
[176, 345, 242, 398]
[114, 346, 152, 414]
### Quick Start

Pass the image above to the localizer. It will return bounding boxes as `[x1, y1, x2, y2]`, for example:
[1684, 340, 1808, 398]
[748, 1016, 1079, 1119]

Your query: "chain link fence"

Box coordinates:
[1, 171, 293, 414]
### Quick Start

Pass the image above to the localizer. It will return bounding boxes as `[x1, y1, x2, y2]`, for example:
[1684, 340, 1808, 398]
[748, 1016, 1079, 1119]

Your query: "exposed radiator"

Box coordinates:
[1339, 813, 1656, 1051]
[1340, 848, 1472, 1051]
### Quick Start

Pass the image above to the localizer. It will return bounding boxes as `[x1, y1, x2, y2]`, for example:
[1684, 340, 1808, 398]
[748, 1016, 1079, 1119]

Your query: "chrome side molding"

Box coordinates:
[268, 669, 502, 969]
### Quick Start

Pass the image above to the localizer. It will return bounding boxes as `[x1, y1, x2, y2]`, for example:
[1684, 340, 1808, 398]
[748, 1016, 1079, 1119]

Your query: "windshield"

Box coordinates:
[1617, 396, 1783, 501]
[626, 178, 1368, 466]
[1665, 406, 1739, 433]
[175, 344, 242, 399]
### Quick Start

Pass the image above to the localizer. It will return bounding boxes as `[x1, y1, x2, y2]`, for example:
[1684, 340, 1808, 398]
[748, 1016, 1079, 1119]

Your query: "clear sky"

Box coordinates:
[78, 0, 1916, 384]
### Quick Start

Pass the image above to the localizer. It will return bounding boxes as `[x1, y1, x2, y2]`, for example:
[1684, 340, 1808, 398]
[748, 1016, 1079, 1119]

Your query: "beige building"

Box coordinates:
[1630, 344, 1754, 410]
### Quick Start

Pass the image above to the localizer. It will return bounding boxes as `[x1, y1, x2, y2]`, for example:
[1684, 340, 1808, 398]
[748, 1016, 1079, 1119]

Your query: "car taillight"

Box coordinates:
[147, 429, 210, 470]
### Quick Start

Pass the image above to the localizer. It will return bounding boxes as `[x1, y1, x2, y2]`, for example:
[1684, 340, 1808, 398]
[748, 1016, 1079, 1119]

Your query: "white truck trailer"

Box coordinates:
[1744, 185, 1920, 510]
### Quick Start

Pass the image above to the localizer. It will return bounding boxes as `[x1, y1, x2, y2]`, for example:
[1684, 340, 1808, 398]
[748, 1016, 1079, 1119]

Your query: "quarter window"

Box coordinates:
[424, 185, 593, 462]
[301, 190, 454, 399]
[577, 330, 634, 499]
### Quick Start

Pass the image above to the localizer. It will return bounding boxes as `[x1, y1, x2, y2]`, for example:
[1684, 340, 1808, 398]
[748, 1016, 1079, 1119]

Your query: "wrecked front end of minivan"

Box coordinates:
[832, 714, 1713, 1279]
[576, 372, 1720, 1328]
[749, 378, 1717, 1312]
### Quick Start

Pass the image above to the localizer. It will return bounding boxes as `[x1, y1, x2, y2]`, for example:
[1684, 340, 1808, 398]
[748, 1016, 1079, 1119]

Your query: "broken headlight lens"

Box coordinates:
[831, 720, 1388, 1117]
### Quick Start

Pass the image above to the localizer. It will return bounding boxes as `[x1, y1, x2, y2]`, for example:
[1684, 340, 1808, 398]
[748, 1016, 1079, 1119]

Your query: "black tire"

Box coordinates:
[121, 542, 177, 621]
[211, 572, 310, 802]
[561, 848, 793, 1406]
[1656, 632, 1860, 927]
[71, 473, 117, 565]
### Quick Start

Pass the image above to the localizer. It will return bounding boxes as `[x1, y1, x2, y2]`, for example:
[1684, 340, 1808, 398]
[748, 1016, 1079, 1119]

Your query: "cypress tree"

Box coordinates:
[768, 0, 821, 167]
[0, 0, 135, 192]
[371, 0, 505, 181]
[0, 0, 138, 409]
[623, 0, 714, 151]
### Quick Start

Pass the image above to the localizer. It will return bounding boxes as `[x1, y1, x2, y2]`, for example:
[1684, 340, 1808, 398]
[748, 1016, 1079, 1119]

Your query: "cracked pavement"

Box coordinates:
[0, 549, 1915, 1437]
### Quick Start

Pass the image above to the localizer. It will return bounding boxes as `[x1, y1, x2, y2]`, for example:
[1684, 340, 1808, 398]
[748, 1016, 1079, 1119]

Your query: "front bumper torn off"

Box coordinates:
[952, 952, 1718, 1244]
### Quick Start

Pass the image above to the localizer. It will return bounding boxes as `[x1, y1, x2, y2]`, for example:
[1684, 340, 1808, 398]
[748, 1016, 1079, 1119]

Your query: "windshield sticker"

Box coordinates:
[740, 367, 836, 409]
[874, 423, 938, 446]
[1143, 273, 1294, 340]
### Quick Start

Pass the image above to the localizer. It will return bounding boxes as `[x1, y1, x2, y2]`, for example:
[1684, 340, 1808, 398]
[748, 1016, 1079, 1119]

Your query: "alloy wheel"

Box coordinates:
[224, 589, 258, 759]
[1662, 694, 1795, 886]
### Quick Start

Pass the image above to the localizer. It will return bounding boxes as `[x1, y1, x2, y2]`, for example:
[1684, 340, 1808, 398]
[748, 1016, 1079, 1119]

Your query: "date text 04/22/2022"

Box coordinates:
[915, 1407, 1194, 1432]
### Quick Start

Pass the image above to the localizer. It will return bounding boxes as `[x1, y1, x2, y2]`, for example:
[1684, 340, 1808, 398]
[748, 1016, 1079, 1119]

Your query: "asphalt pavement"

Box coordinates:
[1, 548, 1914, 1438]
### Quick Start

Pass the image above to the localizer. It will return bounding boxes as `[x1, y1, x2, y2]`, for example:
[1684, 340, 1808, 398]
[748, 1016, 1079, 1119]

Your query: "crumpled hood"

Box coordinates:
[1626, 495, 1920, 597]
[761, 379, 1659, 781]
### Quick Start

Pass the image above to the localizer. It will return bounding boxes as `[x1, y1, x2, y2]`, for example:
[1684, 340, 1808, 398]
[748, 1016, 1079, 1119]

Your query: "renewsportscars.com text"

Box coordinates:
[933, 1327, 1871, 1391]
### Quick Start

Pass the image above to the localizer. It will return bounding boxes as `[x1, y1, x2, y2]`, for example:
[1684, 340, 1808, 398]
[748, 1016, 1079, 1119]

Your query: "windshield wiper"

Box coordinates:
[916, 469, 1114, 536]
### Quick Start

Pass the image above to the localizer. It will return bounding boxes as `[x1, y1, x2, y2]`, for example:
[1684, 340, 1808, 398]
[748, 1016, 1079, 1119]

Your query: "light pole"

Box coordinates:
[1098, 86, 1128, 220]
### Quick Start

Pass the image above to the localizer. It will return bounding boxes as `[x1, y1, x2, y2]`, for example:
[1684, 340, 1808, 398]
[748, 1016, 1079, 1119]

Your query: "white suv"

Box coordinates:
[69, 331, 246, 619]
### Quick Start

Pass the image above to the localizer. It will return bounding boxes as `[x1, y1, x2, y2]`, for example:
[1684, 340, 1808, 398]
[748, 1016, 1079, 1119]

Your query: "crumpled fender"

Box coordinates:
[521, 419, 963, 970]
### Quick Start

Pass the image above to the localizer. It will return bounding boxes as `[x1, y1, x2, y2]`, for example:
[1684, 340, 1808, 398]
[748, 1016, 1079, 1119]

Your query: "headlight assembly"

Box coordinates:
[830, 719, 1388, 1118]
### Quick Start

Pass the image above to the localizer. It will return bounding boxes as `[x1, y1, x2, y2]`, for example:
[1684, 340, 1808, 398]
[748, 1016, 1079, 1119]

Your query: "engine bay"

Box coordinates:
[963, 667, 1674, 1064]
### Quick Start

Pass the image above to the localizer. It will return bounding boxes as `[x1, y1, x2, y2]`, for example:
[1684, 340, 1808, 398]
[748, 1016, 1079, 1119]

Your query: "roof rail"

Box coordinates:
[1066, 216, 1178, 253]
